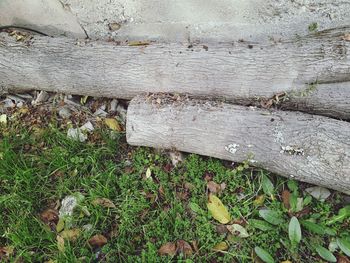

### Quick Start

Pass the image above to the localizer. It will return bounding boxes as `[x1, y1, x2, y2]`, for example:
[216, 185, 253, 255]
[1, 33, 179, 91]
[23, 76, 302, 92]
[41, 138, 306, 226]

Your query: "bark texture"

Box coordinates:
[127, 95, 350, 194]
[0, 27, 349, 119]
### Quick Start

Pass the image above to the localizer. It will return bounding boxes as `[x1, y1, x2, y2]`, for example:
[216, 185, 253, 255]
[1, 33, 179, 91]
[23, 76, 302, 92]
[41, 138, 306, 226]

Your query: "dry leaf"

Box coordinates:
[207, 181, 221, 193]
[338, 255, 350, 263]
[56, 218, 65, 232]
[227, 224, 249, 238]
[342, 34, 350, 41]
[305, 186, 331, 201]
[207, 194, 231, 224]
[128, 41, 150, 46]
[104, 118, 121, 131]
[282, 190, 291, 209]
[191, 241, 199, 253]
[0, 114, 7, 125]
[57, 235, 65, 252]
[88, 234, 108, 248]
[60, 229, 81, 241]
[253, 195, 265, 206]
[158, 242, 176, 256]
[145, 168, 152, 180]
[92, 198, 116, 208]
[280, 261, 293, 263]
[212, 241, 229, 252]
[40, 208, 59, 224]
[0, 246, 14, 258]
[176, 240, 193, 257]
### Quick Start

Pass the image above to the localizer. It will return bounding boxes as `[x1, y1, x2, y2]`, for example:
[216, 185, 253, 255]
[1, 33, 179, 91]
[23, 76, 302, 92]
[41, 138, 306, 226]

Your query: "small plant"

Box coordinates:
[308, 22, 318, 32]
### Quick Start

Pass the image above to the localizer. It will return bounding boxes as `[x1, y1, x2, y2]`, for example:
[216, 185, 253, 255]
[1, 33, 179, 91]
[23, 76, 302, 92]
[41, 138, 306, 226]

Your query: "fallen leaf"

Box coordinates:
[281, 190, 291, 209]
[60, 229, 81, 241]
[105, 118, 121, 131]
[207, 194, 231, 224]
[128, 41, 150, 46]
[40, 208, 59, 225]
[92, 198, 116, 208]
[56, 218, 65, 232]
[0, 114, 7, 125]
[176, 240, 193, 257]
[0, 246, 14, 258]
[88, 234, 108, 248]
[207, 181, 221, 193]
[191, 241, 199, 253]
[145, 167, 152, 180]
[280, 261, 292, 263]
[57, 235, 65, 252]
[227, 224, 249, 238]
[305, 186, 331, 201]
[158, 242, 176, 256]
[338, 255, 350, 263]
[212, 241, 229, 252]
[253, 195, 265, 206]
[342, 34, 350, 41]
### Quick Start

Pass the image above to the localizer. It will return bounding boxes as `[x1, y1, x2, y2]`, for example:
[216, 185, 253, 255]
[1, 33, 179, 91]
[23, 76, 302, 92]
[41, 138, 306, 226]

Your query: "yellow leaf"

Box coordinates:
[60, 228, 81, 241]
[105, 118, 121, 131]
[212, 241, 229, 252]
[57, 235, 65, 252]
[80, 96, 88, 105]
[92, 198, 116, 208]
[253, 195, 265, 206]
[0, 114, 7, 125]
[281, 261, 292, 263]
[56, 218, 65, 232]
[145, 168, 152, 180]
[207, 194, 231, 224]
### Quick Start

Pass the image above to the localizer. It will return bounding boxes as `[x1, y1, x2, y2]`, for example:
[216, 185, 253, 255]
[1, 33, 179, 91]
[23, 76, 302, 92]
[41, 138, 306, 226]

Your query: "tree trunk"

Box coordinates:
[0, 27, 349, 119]
[126, 95, 350, 194]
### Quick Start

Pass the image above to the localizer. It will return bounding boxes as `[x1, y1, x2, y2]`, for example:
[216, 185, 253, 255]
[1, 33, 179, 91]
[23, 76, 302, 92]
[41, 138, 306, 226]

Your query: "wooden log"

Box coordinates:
[126, 95, 350, 194]
[0, 27, 350, 119]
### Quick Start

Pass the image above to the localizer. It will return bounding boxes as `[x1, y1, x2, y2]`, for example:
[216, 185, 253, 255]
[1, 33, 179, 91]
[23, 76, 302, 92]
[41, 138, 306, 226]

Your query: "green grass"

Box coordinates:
[0, 112, 350, 262]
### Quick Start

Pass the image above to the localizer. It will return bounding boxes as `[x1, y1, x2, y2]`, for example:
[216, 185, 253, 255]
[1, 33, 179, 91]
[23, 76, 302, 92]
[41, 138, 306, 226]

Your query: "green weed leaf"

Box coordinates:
[289, 217, 302, 245]
[262, 175, 274, 196]
[301, 220, 325, 235]
[327, 205, 350, 225]
[249, 219, 273, 231]
[254, 246, 275, 263]
[315, 245, 336, 262]
[259, 209, 284, 225]
[337, 238, 350, 257]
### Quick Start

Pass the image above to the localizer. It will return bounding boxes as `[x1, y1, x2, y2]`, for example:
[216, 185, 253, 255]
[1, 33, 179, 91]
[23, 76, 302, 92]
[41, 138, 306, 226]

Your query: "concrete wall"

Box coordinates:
[1, 0, 349, 42]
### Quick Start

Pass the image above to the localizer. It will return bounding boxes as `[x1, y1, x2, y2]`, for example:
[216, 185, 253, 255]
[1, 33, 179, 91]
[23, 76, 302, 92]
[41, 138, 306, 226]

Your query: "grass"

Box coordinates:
[0, 107, 350, 262]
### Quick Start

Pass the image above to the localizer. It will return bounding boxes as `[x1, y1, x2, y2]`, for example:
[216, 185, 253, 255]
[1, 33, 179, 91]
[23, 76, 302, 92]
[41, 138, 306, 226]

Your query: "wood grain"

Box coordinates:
[127, 95, 350, 194]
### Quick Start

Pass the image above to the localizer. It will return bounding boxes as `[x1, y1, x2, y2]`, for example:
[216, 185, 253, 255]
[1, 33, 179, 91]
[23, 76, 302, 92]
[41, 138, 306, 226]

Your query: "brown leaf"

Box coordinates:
[191, 241, 199, 253]
[341, 33, 350, 41]
[216, 225, 229, 234]
[88, 234, 108, 248]
[207, 181, 221, 194]
[40, 208, 59, 224]
[281, 190, 291, 209]
[338, 255, 350, 263]
[0, 246, 14, 259]
[92, 198, 116, 208]
[158, 242, 176, 256]
[294, 206, 310, 218]
[176, 240, 193, 257]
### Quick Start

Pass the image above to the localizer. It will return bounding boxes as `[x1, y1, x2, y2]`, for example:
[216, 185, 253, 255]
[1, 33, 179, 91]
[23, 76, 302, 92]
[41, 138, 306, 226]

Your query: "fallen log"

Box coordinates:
[0, 27, 349, 119]
[126, 95, 350, 194]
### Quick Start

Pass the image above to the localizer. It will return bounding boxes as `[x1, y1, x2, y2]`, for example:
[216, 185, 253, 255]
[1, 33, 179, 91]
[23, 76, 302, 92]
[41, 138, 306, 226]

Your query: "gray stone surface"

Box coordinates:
[0, 0, 86, 37]
[61, 0, 350, 42]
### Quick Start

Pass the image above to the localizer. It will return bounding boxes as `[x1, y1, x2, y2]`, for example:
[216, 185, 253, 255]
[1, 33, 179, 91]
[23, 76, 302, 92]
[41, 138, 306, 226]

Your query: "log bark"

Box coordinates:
[126, 95, 350, 194]
[0, 27, 349, 119]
